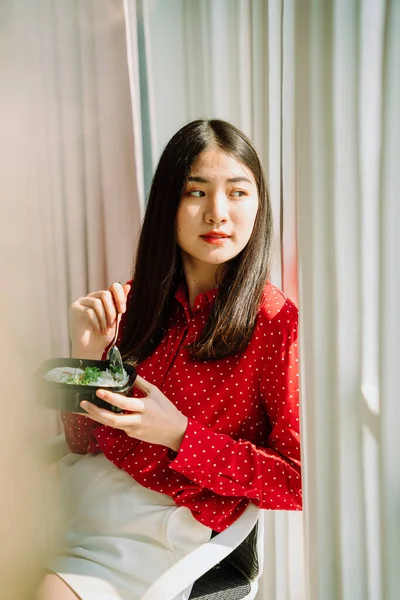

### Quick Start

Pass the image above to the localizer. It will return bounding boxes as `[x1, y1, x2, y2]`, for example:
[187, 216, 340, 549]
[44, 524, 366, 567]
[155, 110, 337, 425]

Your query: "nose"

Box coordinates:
[204, 191, 229, 224]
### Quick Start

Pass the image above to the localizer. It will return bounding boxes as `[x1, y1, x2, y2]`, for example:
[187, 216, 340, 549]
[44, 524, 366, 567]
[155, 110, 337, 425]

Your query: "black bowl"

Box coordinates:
[34, 358, 137, 414]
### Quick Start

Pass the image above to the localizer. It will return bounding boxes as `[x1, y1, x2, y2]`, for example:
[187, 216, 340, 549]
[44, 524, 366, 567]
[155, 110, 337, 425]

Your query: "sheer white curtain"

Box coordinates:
[296, 1, 399, 599]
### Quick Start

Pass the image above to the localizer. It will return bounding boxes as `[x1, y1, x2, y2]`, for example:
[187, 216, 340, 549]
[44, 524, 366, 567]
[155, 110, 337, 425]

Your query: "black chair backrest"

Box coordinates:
[189, 523, 259, 599]
[226, 522, 259, 580]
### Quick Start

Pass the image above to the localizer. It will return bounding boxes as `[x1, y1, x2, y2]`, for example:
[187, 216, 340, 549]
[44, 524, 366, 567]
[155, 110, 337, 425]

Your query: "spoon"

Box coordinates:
[107, 312, 124, 381]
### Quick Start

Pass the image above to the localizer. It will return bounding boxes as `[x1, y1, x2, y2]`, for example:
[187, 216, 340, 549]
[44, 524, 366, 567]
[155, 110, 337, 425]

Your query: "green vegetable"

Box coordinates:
[65, 366, 102, 385]
[109, 362, 124, 379]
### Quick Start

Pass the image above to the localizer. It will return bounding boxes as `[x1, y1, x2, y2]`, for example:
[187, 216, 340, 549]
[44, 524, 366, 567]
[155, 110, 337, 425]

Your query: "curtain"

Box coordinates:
[1, 0, 143, 366]
[296, 1, 399, 599]
[0, 1, 143, 594]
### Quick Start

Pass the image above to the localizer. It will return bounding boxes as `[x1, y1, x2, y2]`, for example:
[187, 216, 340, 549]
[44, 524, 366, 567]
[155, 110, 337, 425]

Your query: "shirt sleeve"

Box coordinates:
[60, 412, 101, 454]
[168, 311, 302, 511]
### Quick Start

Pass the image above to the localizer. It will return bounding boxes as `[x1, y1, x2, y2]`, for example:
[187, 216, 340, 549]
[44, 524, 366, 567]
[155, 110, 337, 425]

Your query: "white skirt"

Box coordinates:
[46, 452, 212, 600]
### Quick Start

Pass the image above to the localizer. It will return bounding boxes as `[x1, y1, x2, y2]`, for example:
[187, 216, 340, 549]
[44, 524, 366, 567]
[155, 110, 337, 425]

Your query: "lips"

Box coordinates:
[201, 231, 230, 239]
[200, 231, 231, 245]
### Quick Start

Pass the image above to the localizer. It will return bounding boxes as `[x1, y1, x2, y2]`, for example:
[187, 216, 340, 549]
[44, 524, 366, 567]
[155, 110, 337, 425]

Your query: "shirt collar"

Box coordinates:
[174, 281, 218, 315]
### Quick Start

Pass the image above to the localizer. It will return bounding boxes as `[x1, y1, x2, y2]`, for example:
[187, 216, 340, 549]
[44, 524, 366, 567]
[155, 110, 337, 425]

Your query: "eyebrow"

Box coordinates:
[187, 176, 253, 184]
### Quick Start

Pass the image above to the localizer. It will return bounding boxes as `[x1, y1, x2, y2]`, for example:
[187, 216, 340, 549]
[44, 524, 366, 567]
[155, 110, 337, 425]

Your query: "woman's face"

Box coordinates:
[176, 147, 259, 271]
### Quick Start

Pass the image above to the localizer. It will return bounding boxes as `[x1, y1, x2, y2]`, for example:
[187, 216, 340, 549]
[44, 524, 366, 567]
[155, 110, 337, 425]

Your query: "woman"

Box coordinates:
[38, 119, 301, 600]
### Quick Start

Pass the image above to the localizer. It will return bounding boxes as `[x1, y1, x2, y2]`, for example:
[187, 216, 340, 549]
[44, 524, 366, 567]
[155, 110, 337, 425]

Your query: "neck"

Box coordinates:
[180, 255, 219, 310]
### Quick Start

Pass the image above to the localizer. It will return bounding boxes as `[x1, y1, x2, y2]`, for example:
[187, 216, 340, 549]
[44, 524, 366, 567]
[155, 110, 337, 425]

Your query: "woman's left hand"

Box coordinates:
[80, 375, 188, 452]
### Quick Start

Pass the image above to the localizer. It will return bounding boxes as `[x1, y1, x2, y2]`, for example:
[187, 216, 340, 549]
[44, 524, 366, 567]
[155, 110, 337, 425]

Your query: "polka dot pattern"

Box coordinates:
[61, 281, 302, 532]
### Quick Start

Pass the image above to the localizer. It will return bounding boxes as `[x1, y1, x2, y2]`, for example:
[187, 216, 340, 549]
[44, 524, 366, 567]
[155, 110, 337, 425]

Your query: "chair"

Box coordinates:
[42, 435, 264, 600]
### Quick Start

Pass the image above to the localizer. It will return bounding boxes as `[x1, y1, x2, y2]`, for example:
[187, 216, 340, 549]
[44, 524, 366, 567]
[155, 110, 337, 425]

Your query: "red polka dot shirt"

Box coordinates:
[61, 281, 302, 531]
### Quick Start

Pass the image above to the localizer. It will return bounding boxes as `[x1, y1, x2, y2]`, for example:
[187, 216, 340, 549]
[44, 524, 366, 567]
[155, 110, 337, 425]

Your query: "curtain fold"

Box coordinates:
[379, 2, 400, 598]
[127, 0, 157, 196]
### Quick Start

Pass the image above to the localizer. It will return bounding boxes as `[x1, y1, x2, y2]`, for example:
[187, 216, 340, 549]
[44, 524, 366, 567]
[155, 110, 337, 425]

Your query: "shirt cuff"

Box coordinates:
[168, 418, 231, 485]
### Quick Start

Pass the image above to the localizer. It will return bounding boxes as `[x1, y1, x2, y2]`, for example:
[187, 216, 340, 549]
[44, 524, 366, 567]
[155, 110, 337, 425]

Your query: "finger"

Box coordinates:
[88, 290, 118, 329]
[85, 307, 102, 334]
[78, 297, 110, 334]
[123, 283, 131, 305]
[95, 389, 145, 412]
[70, 301, 103, 334]
[80, 401, 142, 428]
[133, 375, 153, 396]
[109, 282, 129, 313]
[79, 402, 113, 426]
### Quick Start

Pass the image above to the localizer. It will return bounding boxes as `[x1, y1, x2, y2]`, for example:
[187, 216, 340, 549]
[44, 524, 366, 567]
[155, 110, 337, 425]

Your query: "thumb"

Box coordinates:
[123, 283, 131, 300]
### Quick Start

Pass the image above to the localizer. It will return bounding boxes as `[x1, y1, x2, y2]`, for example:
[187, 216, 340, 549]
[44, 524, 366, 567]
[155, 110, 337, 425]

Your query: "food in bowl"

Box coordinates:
[44, 365, 129, 387]
[35, 358, 137, 413]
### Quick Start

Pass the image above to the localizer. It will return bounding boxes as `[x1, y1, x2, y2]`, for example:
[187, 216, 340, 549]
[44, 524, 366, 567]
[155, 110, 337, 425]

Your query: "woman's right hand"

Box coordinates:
[69, 282, 131, 359]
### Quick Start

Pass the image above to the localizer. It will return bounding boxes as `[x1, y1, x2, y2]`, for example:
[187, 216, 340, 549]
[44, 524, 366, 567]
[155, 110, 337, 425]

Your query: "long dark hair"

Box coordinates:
[119, 119, 273, 363]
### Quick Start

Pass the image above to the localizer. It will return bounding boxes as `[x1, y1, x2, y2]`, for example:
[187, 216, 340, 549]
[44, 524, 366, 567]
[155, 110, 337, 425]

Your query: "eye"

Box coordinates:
[231, 190, 247, 198]
[186, 189, 205, 197]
